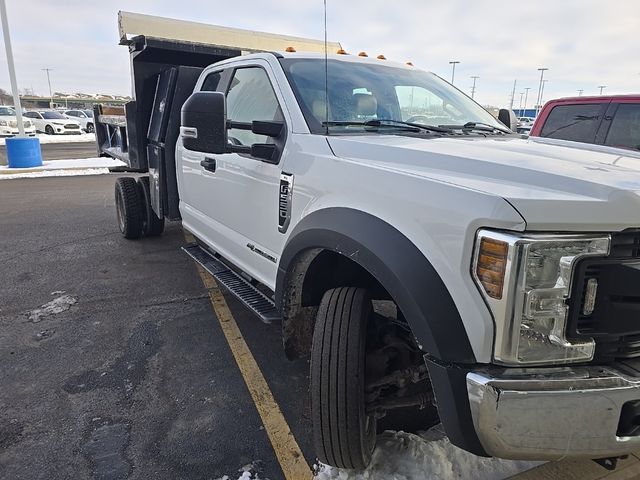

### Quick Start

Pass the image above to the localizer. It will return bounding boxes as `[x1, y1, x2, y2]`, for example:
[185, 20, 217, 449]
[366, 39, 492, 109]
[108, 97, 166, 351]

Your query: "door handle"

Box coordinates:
[200, 157, 216, 172]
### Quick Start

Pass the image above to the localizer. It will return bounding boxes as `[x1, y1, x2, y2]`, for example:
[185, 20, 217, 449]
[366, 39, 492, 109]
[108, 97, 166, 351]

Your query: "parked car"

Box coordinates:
[0, 106, 37, 137]
[23, 110, 82, 135]
[64, 109, 94, 133]
[515, 116, 535, 134]
[530, 95, 640, 151]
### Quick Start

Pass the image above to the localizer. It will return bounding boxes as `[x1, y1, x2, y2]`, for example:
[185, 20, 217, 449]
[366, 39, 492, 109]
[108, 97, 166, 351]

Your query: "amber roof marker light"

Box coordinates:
[358, 51, 368, 57]
[285, 46, 296, 52]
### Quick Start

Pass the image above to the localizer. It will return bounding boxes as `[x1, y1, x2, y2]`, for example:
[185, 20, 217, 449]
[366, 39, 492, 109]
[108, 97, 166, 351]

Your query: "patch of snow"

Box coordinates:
[27, 295, 77, 323]
[0, 167, 112, 179]
[0, 133, 95, 145]
[314, 427, 542, 480]
[50, 290, 66, 295]
[0, 157, 125, 179]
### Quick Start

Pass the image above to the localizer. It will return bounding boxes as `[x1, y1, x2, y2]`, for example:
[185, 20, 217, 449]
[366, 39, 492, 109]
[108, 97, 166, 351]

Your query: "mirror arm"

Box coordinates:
[227, 144, 251, 154]
[227, 120, 252, 131]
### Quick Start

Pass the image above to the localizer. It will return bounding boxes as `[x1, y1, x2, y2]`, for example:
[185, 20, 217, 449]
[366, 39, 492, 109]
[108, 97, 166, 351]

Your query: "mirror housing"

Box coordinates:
[181, 91, 227, 154]
[498, 108, 517, 131]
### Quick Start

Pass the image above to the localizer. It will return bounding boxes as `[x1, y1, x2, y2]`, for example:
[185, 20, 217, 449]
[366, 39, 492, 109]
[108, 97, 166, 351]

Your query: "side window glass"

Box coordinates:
[201, 71, 222, 92]
[604, 104, 640, 151]
[226, 67, 282, 146]
[540, 104, 606, 143]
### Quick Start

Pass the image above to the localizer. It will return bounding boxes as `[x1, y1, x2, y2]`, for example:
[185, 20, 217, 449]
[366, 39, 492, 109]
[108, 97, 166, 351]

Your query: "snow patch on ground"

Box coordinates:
[0, 133, 95, 145]
[27, 295, 77, 322]
[0, 157, 125, 179]
[0, 167, 112, 179]
[315, 427, 542, 480]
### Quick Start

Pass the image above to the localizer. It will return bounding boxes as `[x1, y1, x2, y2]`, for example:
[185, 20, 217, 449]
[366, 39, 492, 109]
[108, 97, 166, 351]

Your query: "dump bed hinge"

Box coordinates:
[182, 243, 280, 324]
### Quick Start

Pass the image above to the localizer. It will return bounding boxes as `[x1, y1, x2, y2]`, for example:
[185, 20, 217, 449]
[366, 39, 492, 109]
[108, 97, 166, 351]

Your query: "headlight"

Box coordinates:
[0, 120, 7, 126]
[473, 230, 610, 365]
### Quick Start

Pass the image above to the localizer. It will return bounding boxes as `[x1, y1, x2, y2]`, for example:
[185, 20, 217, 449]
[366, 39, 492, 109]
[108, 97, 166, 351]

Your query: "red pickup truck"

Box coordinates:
[530, 95, 640, 152]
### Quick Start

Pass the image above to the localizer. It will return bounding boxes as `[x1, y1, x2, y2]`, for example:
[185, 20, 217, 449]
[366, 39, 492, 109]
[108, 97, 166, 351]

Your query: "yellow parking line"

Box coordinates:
[186, 235, 312, 480]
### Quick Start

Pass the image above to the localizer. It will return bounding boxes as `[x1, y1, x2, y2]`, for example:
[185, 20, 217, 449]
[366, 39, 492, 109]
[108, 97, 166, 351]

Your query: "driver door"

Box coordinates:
[179, 61, 288, 288]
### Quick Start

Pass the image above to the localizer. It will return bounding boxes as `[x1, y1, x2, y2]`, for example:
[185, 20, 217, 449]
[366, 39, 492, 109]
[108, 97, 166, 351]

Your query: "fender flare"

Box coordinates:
[276, 207, 476, 364]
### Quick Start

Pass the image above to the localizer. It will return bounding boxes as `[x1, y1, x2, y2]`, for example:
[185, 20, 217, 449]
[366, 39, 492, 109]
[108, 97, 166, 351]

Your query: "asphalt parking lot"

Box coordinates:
[0, 174, 313, 480]
[4, 174, 640, 480]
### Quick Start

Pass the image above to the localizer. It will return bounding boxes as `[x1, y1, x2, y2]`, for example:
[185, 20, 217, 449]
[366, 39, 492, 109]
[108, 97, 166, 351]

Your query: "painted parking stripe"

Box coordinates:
[187, 238, 312, 480]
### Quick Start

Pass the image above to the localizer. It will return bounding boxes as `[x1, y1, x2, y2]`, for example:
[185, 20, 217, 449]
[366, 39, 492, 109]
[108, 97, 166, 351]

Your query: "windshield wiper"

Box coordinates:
[440, 122, 511, 134]
[322, 119, 450, 134]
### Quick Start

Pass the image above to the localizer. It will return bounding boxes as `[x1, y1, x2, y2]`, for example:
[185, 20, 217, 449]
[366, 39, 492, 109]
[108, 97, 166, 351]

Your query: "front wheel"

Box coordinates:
[86, 123, 94, 133]
[45, 125, 54, 135]
[311, 287, 376, 470]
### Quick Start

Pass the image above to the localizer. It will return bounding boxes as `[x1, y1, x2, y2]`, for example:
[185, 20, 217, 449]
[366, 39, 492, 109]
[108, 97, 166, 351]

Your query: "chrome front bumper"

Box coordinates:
[467, 364, 640, 460]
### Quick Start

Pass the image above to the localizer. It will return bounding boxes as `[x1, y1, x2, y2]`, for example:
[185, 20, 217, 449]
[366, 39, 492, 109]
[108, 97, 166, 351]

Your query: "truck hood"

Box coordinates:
[327, 134, 640, 231]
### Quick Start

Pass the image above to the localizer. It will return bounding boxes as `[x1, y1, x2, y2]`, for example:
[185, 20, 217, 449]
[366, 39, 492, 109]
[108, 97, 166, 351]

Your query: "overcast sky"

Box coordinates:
[1, 0, 638, 108]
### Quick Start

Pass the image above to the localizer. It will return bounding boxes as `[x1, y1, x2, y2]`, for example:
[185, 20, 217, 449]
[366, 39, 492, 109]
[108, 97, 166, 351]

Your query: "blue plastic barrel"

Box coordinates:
[6, 136, 43, 168]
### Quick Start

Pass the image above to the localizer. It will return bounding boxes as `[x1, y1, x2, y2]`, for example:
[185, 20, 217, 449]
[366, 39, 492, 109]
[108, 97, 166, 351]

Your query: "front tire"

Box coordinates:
[86, 123, 94, 133]
[137, 176, 164, 237]
[45, 125, 54, 135]
[311, 287, 376, 470]
[115, 177, 143, 239]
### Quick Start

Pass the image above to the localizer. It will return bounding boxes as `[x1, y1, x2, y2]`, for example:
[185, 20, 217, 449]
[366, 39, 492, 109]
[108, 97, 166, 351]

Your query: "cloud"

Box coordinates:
[0, 0, 638, 106]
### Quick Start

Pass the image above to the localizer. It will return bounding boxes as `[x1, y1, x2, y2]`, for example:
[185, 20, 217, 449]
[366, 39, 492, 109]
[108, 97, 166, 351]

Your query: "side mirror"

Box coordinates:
[498, 108, 517, 131]
[181, 91, 227, 154]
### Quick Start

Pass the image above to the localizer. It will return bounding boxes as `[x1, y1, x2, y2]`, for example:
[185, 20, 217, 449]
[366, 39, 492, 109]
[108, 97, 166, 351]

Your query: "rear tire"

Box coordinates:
[115, 177, 143, 239]
[137, 176, 164, 237]
[311, 287, 376, 470]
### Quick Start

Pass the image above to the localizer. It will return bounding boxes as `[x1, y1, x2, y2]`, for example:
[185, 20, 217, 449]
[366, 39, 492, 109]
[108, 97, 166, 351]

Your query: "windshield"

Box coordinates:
[0, 107, 15, 116]
[281, 58, 504, 134]
[41, 111, 67, 119]
[83, 109, 93, 118]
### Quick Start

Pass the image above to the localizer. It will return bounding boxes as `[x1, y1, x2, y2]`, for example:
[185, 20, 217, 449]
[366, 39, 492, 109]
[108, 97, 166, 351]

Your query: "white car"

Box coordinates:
[23, 110, 82, 135]
[64, 109, 94, 133]
[0, 106, 37, 137]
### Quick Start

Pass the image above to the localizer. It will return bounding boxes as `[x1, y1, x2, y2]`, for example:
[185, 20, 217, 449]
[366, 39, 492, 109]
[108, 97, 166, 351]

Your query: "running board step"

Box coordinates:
[182, 243, 280, 324]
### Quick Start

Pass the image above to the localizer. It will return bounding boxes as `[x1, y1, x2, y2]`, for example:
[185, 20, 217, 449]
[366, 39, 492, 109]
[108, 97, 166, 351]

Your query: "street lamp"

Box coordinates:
[535, 67, 548, 115]
[518, 91, 524, 116]
[540, 79, 548, 105]
[449, 60, 460, 84]
[522, 87, 531, 118]
[0, 0, 24, 135]
[470, 75, 479, 99]
[577, 89, 584, 96]
[42, 68, 54, 108]
[598, 85, 607, 95]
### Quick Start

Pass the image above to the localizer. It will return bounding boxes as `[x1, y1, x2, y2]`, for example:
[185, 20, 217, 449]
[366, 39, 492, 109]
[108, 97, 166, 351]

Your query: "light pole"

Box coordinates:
[42, 67, 53, 108]
[449, 60, 460, 84]
[523, 87, 531, 118]
[0, 0, 25, 135]
[540, 79, 548, 106]
[518, 92, 524, 116]
[535, 67, 548, 115]
[470, 75, 479, 99]
[577, 89, 584, 96]
[598, 85, 606, 95]
[509, 79, 517, 110]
